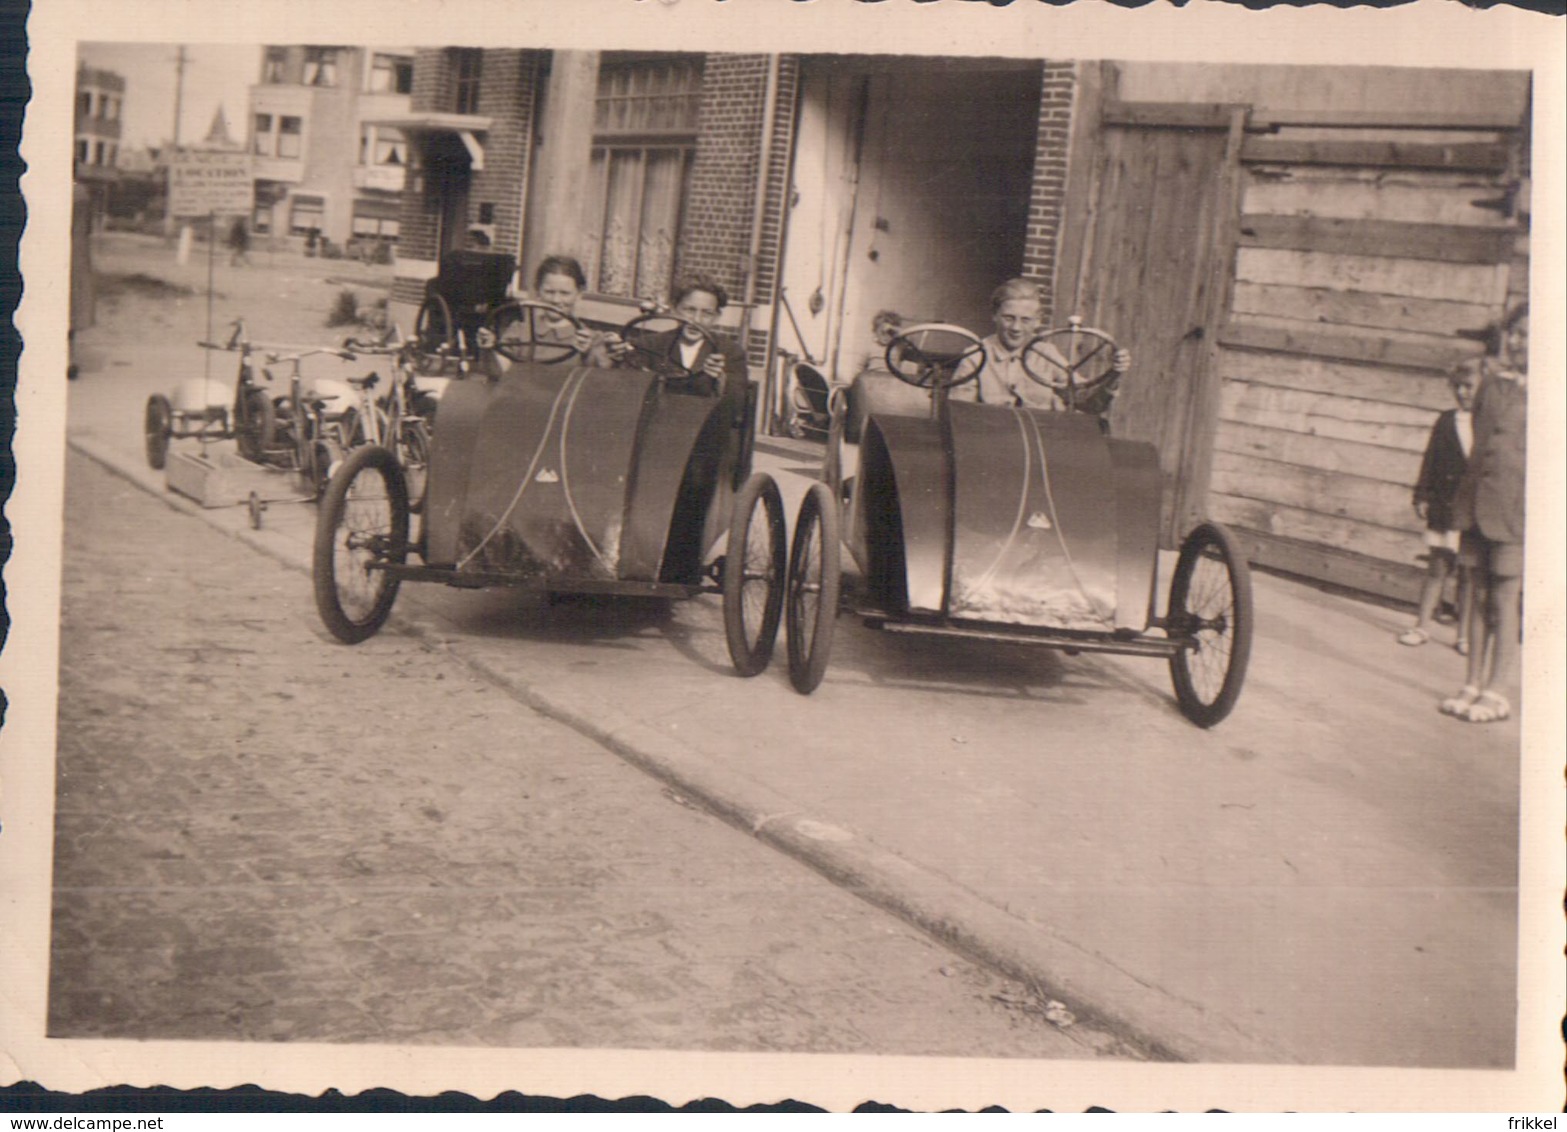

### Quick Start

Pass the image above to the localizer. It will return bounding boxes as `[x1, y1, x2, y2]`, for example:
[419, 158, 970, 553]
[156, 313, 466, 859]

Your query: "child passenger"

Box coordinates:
[1398, 364, 1480, 652]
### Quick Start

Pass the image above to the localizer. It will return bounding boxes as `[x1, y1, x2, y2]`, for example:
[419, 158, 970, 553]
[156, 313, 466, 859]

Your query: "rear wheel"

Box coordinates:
[415, 294, 456, 361]
[144, 394, 172, 470]
[722, 473, 786, 676]
[1167, 521, 1253, 727]
[786, 481, 842, 694]
[234, 387, 275, 462]
[313, 445, 409, 644]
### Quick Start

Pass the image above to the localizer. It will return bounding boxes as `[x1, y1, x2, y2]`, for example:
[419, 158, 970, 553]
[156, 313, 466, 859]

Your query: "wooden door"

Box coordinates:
[1061, 105, 1246, 547]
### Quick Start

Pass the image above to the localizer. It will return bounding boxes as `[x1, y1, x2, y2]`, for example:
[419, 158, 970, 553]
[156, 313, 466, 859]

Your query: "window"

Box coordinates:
[581, 56, 703, 299]
[277, 116, 303, 159]
[252, 202, 272, 234]
[77, 90, 91, 117]
[75, 139, 88, 163]
[263, 47, 287, 83]
[93, 140, 105, 166]
[302, 47, 339, 88]
[105, 96, 119, 121]
[359, 125, 407, 166]
[452, 49, 482, 115]
[288, 195, 325, 235]
[351, 202, 400, 242]
[253, 113, 273, 155]
[594, 56, 703, 136]
[369, 53, 412, 95]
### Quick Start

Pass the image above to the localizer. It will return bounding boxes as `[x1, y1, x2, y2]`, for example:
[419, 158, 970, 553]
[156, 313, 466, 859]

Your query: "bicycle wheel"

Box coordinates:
[313, 445, 409, 644]
[396, 417, 431, 514]
[785, 481, 842, 694]
[1167, 521, 1254, 727]
[415, 294, 456, 360]
[722, 473, 786, 676]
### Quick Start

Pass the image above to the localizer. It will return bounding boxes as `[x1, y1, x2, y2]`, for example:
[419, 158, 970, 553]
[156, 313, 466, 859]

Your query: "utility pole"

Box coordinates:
[169, 45, 191, 259]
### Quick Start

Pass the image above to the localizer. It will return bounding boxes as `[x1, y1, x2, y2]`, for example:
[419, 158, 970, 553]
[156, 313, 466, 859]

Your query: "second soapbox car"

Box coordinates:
[783, 322, 1254, 727]
[311, 303, 790, 678]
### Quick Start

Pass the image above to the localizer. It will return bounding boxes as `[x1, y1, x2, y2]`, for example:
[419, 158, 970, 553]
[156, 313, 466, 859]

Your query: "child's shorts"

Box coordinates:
[1422, 528, 1461, 553]
[1459, 530, 1524, 578]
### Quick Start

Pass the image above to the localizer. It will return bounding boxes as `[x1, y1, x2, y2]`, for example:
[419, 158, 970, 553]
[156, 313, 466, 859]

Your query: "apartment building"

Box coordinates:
[247, 45, 414, 251]
[74, 64, 125, 230]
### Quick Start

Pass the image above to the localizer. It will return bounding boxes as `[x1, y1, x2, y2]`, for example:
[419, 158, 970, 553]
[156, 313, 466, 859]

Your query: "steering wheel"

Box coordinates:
[884, 324, 985, 391]
[1020, 318, 1121, 410]
[620, 312, 722, 381]
[486, 300, 584, 365]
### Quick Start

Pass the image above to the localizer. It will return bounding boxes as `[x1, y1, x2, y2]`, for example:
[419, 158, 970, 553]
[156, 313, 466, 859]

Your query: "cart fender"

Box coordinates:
[424, 364, 738, 586]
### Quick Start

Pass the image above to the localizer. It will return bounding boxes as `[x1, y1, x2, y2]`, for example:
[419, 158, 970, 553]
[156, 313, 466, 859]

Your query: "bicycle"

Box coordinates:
[338, 329, 435, 512]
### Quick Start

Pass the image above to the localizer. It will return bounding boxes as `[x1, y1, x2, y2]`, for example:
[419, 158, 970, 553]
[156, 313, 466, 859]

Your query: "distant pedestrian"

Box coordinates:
[1441, 303, 1528, 724]
[1398, 364, 1479, 652]
[227, 217, 251, 267]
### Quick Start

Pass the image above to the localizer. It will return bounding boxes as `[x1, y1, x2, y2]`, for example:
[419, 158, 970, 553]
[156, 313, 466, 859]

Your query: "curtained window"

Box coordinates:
[581, 55, 703, 301]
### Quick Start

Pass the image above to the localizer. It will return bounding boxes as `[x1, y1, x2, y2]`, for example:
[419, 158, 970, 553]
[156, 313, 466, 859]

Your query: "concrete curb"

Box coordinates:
[69, 431, 1289, 1066]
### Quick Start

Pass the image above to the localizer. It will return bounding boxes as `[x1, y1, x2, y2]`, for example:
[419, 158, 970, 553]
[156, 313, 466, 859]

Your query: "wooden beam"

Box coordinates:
[1213, 419, 1423, 486]
[1220, 318, 1476, 373]
[1101, 100, 1245, 130]
[1230, 282, 1498, 343]
[1235, 247, 1509, 307]
[1210, 450, 1422, 533]
[1209, 493, 1423, 568]
[1226, 528, 1424, 605]
[1237, 214, 1513, 265]
[1241, 211, 1510, 264]
[1218, 348, 1460, 413]
[1250, 107, 1523, 131]
[1241, 137, 1510, 172]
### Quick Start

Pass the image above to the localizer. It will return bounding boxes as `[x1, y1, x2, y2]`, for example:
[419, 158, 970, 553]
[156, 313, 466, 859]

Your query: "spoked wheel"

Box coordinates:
[1166, 521, 1254, 727]
[415, 294, 457, 362]
[397, 418, 431, 514]
[786, 481, 842, 694]
[144, 394, 173, 470]
[313, 444, 410, 644]
[722, 473, 787, 676]
[234, 387, 275, 462]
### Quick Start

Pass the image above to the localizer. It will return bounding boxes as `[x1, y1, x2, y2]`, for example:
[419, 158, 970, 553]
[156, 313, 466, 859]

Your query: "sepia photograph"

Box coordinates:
[5, 0, 1563, 1113]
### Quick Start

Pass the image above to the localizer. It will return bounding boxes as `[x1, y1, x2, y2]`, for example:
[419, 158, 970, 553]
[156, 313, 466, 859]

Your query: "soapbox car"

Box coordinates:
[145, 319, 358, 498]
[311, 304, 789, 678]
[783, 322, 1253, 727]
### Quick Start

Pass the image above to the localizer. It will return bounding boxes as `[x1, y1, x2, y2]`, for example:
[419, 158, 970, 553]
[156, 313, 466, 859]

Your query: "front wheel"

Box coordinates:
[786, 481, 842, 694]
[313, 445, 410, 644]
[144, 394, 173, 470]
[1166, 521, 1253, 727]
[722, 473, 786, 676]
[396, 417, 431, 514]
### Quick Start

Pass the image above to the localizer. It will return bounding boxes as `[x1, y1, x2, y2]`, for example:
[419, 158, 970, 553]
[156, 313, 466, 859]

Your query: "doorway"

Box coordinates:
[777, 58, 1042, 385]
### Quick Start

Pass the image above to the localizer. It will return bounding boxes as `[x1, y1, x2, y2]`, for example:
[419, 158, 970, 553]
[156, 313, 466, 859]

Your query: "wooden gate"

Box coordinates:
[1058, 69, 1527, 599]
[1056, 97, 1247, 548]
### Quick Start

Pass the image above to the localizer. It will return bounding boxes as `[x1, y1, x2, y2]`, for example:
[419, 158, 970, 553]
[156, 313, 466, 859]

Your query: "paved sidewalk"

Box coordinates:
[56, 236, 1535, 1071]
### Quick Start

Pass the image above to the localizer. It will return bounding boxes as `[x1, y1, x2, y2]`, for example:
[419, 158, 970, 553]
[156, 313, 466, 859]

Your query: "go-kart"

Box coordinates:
[783, 321, 1254, 727]
[311, 303, 789, 680]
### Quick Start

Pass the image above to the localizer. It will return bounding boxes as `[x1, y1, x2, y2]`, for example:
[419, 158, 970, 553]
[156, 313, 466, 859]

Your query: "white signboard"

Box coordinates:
[169, 150, 254, 217]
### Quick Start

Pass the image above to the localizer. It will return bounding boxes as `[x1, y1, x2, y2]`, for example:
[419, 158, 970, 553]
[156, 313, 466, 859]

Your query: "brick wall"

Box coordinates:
[676, 55, 771, 305]
[469, 50, 540, 262]
[676, 54, 801, 367]
[1021, 60, 1079, 319]
[394, 47, 454, 278]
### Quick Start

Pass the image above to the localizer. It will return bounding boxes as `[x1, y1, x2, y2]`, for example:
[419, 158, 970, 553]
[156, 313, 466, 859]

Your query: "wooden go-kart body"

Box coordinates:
[785, 321, 1253, 727]
[420, 362, 752, 590]
[314, 307, 790, 679]
[848, 402, 1162, 635]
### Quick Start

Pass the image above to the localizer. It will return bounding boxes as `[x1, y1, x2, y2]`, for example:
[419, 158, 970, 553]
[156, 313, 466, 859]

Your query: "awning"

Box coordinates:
[364, 112, 492, 171]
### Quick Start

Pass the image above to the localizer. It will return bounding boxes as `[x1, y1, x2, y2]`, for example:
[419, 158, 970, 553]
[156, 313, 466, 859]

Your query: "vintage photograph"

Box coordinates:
[6, 0, 1563, 1113]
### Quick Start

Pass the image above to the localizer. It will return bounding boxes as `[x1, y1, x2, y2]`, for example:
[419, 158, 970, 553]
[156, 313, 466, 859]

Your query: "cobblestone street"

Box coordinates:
[49, 450, 1133, 1058]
